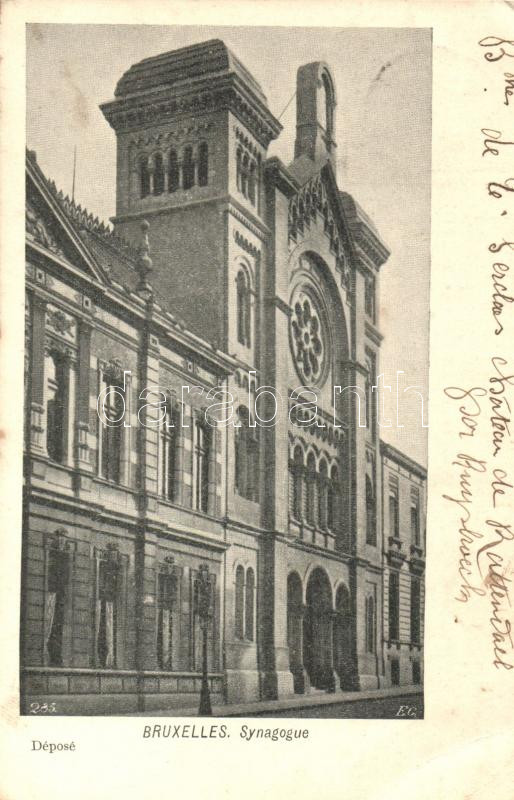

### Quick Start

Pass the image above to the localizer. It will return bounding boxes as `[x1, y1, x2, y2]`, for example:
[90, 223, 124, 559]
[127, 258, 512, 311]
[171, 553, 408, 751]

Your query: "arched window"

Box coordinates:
[241, 153, 249, 197]
[153, 153, 165, 195]
[245, 567, 255, 640]
[45, 351, 67, 463]
[322, 71, 334, 140]
[248, 162, 256, 205]
[366, 474, 376, 545]
[327, 464, 339, 531]
[306, 452, 317, 526]
[160, 400, 179, 502]
[235, 406, 259, 502]
[318, 459, 329, 529]
[236, 148, 242, 191]
[182, 145, 194, 190]
[139, 155, 150, 198]
[365, 596, 375, 653]
[236, 269, 251, 348]
[291, 446, 304, 520]
[198, 142, 209, 187]
[168, 149, 179, 193]
[234, 565, 245, 639]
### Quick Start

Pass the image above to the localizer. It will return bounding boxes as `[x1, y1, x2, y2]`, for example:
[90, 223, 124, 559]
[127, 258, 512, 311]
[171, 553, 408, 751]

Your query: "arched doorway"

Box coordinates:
[333, 584, 354, 690]
[303, 568, 335, 690]
[287, 573, 305, 694]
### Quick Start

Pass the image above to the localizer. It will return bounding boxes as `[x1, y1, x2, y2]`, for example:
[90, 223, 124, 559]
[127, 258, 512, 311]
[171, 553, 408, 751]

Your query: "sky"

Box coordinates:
[26, 24, 431, 466]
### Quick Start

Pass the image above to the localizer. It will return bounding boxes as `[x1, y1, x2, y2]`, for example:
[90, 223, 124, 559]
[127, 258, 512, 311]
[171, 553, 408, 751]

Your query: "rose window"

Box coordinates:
[290, 291, 327, 384]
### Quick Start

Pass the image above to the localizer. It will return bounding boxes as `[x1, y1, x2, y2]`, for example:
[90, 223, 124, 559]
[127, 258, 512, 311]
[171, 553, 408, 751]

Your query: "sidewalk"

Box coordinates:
[132, 685, 422, 717]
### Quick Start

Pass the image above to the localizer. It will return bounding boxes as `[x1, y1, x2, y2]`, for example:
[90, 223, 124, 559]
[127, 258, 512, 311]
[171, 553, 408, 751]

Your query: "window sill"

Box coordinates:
[157, 494, 220, 524]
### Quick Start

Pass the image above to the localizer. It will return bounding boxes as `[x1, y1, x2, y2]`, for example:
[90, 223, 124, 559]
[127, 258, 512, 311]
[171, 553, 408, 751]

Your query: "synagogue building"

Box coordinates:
[22, 40, 426, 713]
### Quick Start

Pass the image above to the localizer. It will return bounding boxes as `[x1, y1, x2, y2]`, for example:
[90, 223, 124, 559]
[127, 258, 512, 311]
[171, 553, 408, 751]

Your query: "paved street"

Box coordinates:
[235, 692, 424, 720]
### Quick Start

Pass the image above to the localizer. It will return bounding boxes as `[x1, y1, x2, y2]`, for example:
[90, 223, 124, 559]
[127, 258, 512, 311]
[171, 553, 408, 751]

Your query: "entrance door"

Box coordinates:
[303, 568, 333, 689]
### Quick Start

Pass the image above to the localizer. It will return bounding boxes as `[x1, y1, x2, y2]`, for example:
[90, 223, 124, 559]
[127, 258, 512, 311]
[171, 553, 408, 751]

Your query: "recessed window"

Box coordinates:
[160, 401, 179, 502]
[198, 142, 209, 187]
[236, 269, 251, 348]
[366, 474, 376, 545]
[365, 595, 375, 653]
[410, 577, 421, 645]
[157, 567, 177, 670]
[193, 417, 210, 513]
[235, 565, 244, 639]
[45, 351, 67, 463]
[318, 459, 328, 529]
[45, 538, 70, 666]
[234, 565, 255, 642]
[327, 465, 339, 532]
[305, 453, 317, 526]
[290, 446, 304, 521]
[100, 376, 124, 484]
[389, 490, 400, 540]
[153, 153, 165, 195]
[182, 145, 194, 190]
[235, 406, 259, 502]
[411, 502, 420, 546]
[168, 149, 179, 193]
[95, 549, 120, 668]
[245, 567, 255, 641]
[236, 147, 259, 208]
[139, 156, 150, 198]
[389, 571, 400, 641]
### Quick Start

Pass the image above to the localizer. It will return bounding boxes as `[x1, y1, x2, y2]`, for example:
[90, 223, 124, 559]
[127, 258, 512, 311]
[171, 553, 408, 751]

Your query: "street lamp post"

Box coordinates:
[195, 563, 213, 716]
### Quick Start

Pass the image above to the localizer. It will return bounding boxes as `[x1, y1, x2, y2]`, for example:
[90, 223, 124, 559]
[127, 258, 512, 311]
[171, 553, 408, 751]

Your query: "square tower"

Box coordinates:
[101, 40, 281, 349]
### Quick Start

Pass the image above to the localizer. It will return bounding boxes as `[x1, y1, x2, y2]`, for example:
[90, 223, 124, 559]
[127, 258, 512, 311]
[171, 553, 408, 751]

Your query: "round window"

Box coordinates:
[290, 289, 328, 385]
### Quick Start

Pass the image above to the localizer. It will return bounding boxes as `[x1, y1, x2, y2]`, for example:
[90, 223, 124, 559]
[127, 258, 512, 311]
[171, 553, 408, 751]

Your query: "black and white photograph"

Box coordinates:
[22, 24, 431, 718]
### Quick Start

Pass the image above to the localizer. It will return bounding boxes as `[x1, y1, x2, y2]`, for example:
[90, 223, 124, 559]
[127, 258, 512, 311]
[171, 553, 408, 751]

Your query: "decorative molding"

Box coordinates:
[234, 230, 260, 258]
[234, 126, 261, 158]
[26, 202, 64, 258]
[45, 306, 77, 342]
[288, 174, 352, 290]
[44, 335, 77, 362]
[130, 121, 214, 150]
[102, 81, 281, 148]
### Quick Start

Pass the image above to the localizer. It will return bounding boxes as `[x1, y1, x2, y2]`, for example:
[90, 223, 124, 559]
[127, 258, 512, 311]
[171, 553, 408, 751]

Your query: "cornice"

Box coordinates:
[101, 74, 281, 148]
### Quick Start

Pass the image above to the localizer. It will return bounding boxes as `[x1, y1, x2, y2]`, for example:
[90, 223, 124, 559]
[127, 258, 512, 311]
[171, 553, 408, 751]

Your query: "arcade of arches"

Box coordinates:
[287, 569, 356, 693]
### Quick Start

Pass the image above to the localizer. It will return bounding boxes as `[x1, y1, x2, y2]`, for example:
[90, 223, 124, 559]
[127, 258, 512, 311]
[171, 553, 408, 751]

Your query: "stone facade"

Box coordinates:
[22, 39, 426, 714]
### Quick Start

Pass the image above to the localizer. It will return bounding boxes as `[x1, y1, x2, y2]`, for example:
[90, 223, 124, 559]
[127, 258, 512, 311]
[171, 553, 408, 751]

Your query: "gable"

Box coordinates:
[287, 158, 354, 289]
[26, 154, 110, 285]
[287, 156, 389, 276]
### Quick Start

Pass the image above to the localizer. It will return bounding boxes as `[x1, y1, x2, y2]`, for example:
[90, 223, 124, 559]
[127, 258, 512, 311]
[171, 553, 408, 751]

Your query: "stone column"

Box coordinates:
[29, 294, 47, 456]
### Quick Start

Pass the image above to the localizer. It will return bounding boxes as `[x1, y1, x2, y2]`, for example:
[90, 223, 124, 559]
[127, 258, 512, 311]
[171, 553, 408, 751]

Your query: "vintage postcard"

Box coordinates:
[0, 1, 513, 799]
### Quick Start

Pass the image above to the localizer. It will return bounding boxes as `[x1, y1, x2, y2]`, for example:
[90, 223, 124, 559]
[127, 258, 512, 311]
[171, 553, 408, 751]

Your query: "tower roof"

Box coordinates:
[114, 38, 267, 106]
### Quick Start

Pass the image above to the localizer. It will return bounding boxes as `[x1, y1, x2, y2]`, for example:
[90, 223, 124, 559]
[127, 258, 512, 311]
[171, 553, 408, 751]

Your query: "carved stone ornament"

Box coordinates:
[26, 201, 64, 257]
[290, 290, 328, 386]
[45, 306, 77, 341]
